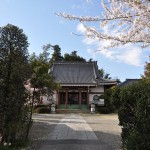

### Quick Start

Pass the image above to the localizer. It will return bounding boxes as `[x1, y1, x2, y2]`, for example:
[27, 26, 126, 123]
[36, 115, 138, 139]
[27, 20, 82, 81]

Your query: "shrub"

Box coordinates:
[99, 94, 104, 99]
[118, 80, 150, 150]
[104, 88, 115, 112]
[96, 106, 110, 114]
[111, 86, 121, 110]
[36, 107, 51, 114]
[0, 146, 16, 150]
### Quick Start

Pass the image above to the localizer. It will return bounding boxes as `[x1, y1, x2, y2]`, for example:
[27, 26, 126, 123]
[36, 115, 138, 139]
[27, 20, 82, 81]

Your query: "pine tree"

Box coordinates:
[51, 45, 63, 61]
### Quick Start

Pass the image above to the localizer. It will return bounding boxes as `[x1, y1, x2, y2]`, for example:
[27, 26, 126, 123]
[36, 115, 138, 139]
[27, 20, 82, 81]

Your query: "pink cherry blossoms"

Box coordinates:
[57, 0, 150, 48]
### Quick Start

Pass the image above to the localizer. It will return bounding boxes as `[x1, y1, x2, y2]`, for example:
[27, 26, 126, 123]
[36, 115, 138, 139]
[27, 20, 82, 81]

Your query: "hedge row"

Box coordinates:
[118, 80, 150, 150]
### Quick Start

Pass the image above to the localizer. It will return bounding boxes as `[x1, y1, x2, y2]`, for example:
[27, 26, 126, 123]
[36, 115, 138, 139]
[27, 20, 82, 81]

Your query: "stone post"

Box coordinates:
[90, 103, 95, 113]
[51, 103, 56, 114]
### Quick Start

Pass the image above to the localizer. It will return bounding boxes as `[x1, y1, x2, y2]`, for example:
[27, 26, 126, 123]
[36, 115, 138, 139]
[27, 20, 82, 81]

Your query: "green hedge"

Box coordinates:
[96, 106, 110, 114]
[118, 80, 150, 150]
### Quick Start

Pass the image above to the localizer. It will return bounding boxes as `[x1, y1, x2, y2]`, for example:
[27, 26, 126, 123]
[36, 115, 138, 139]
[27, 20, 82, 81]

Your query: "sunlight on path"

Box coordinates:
[45, 114, 98, 140]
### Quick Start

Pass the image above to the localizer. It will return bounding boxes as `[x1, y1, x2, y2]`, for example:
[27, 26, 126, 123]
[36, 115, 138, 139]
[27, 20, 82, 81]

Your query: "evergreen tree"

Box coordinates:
[24, 44, 60, 139]
[18, 43, 60, 140]
[63, 51, 86, 62]
[0, 24, 30, 144]
[98, 69, 111, 79]
[51, 45, 63, 62]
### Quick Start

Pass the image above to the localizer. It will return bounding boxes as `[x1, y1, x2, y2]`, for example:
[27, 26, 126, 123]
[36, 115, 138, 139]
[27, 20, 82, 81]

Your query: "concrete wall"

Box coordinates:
[90, 86, 104, 93]
[53, 91, 57, 104]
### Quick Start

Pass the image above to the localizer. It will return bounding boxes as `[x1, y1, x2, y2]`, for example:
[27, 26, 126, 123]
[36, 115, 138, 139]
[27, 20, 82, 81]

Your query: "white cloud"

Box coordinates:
[77, 23, 99, 44]
[77, 23, 86, 33]
[76, 23, 143, 66]
[96, 40, 143, 66]
[87, 48, 96, 59]
[115, 45, 142, 66]
[96, 41, 142, 66]
[83, 37, 99, 45]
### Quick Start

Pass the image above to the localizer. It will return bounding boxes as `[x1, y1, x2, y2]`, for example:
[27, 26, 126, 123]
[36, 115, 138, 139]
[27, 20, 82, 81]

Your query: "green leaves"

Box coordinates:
[0, 24, 30, 145]
[105, 80, 150, 149]
[118, 80, 150, 149]
[29, 44, 60, 94]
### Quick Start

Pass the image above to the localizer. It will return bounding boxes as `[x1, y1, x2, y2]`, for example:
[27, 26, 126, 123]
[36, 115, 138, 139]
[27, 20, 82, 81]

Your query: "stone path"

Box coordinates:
[30, 114, 120, 150]
[45, 114, 98, 140]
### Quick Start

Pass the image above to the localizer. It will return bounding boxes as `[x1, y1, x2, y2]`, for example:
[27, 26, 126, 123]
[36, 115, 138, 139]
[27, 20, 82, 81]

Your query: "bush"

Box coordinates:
[96, 106, 110, 114]
[104, 88, 115, 112]
[36, 107, 51, 114]
[118, 80, 150, 150]
[99, 94, 104, 99]
[34, 104, 50, 109]
[110, 87, 121, 110]
[0, 146, 16, 150]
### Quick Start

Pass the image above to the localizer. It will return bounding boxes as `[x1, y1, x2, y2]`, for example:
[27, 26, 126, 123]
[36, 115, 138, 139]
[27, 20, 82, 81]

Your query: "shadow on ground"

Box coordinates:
[30, 128, 121, 150]
[28, 114, 121, 150]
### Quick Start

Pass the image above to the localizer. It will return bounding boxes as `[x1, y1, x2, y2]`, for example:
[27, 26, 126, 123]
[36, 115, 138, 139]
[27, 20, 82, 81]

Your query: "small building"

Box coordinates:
[51, 61, 116, 110]
[119, 79, 141, 87]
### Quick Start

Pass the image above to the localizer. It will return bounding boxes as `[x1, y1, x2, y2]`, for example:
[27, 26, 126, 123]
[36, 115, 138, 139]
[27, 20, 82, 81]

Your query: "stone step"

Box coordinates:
[56, 109, 90, 114]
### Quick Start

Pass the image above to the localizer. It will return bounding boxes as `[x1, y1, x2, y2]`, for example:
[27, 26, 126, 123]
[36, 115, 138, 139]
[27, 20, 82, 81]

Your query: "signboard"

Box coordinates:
[93, 95, 104, 106]
[93, 95, 99, 100]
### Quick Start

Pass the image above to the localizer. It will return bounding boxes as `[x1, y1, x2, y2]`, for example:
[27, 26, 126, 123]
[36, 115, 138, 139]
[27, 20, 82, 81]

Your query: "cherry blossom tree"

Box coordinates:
[142, 56, 150, 79]
[57, 0, 150, 48]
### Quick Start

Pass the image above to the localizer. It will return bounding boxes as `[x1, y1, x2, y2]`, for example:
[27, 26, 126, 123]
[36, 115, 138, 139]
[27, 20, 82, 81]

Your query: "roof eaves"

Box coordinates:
[61, 83, 96, 87]
[98, 82, 117, 85]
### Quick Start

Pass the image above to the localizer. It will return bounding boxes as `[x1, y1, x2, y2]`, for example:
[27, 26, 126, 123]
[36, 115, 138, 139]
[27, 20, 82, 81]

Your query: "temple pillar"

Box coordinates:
[57, 90, 60, 109]
[79, 90, 81, 109]
[65, 90, 68, 109]
[87, 87, 89, 109]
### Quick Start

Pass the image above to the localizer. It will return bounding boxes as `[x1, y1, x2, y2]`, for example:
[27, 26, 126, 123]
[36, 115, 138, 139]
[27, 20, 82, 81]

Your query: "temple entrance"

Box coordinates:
[59, 91, 88, 109]
[60, 92, 66, 109]
[81, 92, 87, 110]
[68, 92, 79, 109]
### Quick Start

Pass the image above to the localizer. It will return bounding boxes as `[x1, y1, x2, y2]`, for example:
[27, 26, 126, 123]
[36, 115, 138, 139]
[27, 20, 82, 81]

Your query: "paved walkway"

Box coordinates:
[31, 114, 116, 150]
[46, 114, 98, 140]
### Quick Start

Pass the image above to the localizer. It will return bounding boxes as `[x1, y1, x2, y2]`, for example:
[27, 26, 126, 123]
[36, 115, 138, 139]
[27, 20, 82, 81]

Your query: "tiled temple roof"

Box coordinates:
[51, 61, 116, 86]
[119, 79, 141, 87]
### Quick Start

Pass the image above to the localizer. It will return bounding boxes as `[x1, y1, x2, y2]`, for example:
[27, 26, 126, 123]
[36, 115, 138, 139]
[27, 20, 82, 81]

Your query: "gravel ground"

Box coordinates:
[26, 113, 65, 149]
[82, 113, 122, 150]
[29, 114, 65, 140]
[27, 113, 121, 150]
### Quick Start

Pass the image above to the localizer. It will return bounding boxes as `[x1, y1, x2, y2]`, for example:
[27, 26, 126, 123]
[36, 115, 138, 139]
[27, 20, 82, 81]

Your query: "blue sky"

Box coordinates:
[0, 0, 149, 81]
